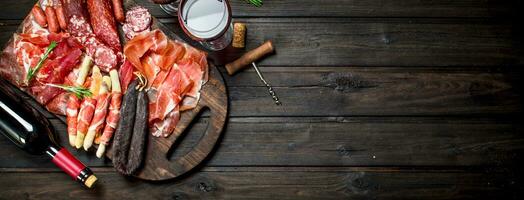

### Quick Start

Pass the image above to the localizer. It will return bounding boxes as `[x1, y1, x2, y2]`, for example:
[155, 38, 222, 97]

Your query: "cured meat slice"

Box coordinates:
[125, 6, 152, 32]
[122, 28, 208, 137]
[28, 84, 63, 105]
[14, 32, 69, 79]
[98, 92, 122, 144]
[65, 12, 118, 72]
[124, 29, 166, 73]
[87, 0, 121, 52]
[121, 6, 152, 41]
[36, 48, 82, 84]
[148, 65, 192, 123]
[14, 39, 43, 78]
[150, 107, 180, 137]
[177, 58, 202, 98]
[60, 0, 89, 22]
[67, 15, 93, 38]
[122, 23, 150, 40]
[118, 60, 134, 93]
[124, 30, 187, 84]
[85, 87, 110, 149]
[66, 94, 80, 146]
[93, 45, 118, 72]
[76, 98, 96, 145]
[183, 45, 209, 83]
[17, 33, 51, 47]
[156, 40, 185, 71]
[177, 59, 204, 110]
[23, 16, 50, 35]
[0, 40, 22, 85]
[139, 54, 161, 88]
[46, 92, 69, 115]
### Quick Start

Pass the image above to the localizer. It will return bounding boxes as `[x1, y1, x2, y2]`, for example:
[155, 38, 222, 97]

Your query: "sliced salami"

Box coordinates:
[122, 23, 150, 40]
[68, 15, 93, 38]
[94, 45, 117, 72]
[125, 6, 152, 32]
[87, 0, 121, 52]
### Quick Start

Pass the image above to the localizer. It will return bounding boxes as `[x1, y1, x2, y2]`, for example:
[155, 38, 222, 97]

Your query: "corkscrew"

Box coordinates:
[226, 41, 282, 105]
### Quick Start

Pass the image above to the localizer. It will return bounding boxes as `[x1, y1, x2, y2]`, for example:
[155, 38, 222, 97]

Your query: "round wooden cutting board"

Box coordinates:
[0, 0, 227, 181]
[105, 0, 229, 181]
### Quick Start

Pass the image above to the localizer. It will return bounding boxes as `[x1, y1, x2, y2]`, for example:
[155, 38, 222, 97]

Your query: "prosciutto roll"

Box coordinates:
[75, 97, 96, 149]
[66, 94, 80, 146]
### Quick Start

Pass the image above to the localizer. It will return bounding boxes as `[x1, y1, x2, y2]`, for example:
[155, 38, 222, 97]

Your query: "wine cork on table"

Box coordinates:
[233, 22, 246, 48]
[84, 175, 97, 188]
[225, 40, 274, 75]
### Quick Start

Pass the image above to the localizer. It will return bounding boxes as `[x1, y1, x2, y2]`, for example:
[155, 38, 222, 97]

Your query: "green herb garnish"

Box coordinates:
[25, 41, 58, 84]
[46, 84, 92, 99]
[246, 0, 262, 7]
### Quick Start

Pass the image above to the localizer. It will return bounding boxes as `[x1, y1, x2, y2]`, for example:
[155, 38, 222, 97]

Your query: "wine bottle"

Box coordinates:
[0, 78, 97, 188]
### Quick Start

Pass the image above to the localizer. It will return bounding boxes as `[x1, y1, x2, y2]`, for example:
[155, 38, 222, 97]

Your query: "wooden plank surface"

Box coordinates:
[0, 167, 522, 199]
[0, 0, 523, 198]
[163, 18, 523, 67]
[2, 18, 522, 67]
[0, 0, 520, 19]
[1, 117, 522, 168]
[223, 67, 522, 116]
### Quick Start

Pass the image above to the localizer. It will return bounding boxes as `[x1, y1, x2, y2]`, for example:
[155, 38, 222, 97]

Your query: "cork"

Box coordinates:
[233, 22, 246, 48]
[84, 175, 98, 188]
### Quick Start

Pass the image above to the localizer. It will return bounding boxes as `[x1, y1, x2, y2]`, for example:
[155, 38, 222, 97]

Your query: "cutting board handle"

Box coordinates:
[133, 66, 228, 181]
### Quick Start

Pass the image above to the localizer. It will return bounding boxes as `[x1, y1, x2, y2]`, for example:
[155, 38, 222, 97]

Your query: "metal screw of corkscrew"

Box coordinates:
[251, 62, 281, 105]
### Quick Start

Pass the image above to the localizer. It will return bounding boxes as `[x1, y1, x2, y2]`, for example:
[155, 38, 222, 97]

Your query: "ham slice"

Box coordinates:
[121, 29, 209, 137]
[28, 84, 63, 105]
[46, 92, 70, 115]
[150, 107, 180, 137]
[148, 65, 193, 124]
[118, 60, 134, 93]
[0, 39, 23, 86]
[124, 29, 186, 86]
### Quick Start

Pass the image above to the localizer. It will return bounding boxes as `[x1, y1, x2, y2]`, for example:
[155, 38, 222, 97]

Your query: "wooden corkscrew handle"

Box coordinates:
[225, 41, 274, 75]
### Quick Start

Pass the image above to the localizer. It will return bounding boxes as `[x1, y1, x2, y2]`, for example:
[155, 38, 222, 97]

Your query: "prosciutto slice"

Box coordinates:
[46, 92, 70, 115]
[123, 29, 208, 137]
[148, 65, 193, 123]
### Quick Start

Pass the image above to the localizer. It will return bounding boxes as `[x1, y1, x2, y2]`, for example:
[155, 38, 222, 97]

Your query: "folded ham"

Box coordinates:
[123, 29, 208, 137]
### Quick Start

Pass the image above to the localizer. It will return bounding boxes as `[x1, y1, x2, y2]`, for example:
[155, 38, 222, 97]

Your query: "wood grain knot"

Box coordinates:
[345, 172, 378, 195]
[322, 73, 376, 92]
[197, 182, 215, 193]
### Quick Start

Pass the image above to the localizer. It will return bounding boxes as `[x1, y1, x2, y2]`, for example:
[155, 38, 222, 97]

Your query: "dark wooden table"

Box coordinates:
[1, 0, 523, 199]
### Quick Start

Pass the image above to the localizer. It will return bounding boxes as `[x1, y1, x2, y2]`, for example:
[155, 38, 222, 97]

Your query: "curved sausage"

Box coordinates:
[87, 0, 121, 52]
[55, 5, 68, 30]
[44, 6, 60, 33]
[112, 0, 125, 23]
[32, 5, 47, 27]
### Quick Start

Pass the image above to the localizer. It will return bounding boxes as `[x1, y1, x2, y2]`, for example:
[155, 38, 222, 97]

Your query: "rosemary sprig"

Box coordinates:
[46, 84, 93, 99]
[246, 0, 262, 7]
[25, 41, 57, 84]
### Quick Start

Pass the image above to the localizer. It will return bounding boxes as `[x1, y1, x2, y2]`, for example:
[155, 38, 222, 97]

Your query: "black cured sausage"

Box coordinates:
[126, 89, 148, 174]
[112, 79, 138, 175]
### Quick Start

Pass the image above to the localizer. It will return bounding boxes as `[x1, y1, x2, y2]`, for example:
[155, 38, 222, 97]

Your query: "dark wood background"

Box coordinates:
[1, 0, 523, 199]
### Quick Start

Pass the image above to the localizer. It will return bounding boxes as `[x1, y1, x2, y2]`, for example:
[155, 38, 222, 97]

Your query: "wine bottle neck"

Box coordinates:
[44, 146, 95, 187]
